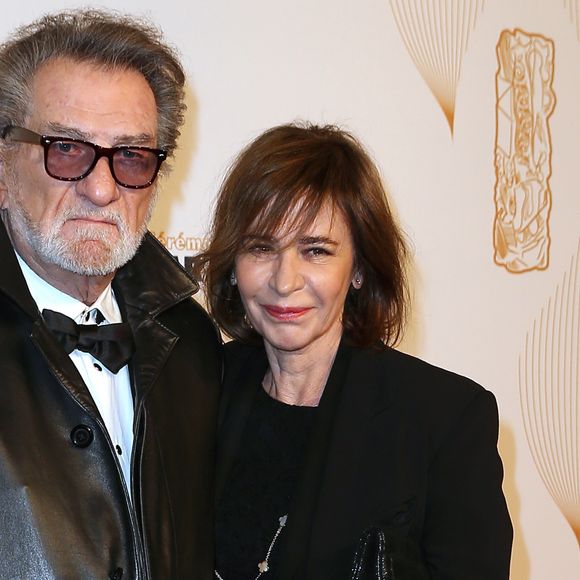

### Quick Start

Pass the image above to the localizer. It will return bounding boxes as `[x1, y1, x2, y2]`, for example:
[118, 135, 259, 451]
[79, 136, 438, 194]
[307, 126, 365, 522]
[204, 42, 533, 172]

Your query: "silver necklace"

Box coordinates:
[215, 514, 288, 580]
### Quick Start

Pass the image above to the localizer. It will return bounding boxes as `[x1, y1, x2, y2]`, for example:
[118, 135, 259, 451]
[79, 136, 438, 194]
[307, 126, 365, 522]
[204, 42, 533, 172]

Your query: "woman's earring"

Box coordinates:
[230, 271, 237, 286]
[352, 274, 363, 290]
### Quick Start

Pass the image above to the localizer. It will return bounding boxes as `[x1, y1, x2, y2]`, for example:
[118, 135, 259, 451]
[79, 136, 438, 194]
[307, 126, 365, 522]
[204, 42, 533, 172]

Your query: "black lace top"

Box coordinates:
[215, 386, 318, 580]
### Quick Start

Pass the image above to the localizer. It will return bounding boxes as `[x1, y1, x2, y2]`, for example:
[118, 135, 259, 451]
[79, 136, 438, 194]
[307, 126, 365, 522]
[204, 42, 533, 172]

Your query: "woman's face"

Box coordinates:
[235, 203, 356, 355]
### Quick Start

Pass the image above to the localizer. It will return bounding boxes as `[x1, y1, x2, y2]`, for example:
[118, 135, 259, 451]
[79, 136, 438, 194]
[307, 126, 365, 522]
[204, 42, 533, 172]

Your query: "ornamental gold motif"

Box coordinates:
[390, 0, 484, 134]
[493, 29, 555, 273]
[520, 239, 580, 545]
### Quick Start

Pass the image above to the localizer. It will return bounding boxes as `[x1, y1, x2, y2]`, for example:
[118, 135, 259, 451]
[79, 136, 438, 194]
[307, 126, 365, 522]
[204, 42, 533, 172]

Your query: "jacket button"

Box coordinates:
[70, 425, 93, 448]
[109, 567, 123, 579]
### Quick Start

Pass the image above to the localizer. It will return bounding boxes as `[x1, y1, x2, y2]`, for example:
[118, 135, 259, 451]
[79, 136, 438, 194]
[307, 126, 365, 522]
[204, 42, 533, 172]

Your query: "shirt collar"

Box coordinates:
[15, 252, 122, 324]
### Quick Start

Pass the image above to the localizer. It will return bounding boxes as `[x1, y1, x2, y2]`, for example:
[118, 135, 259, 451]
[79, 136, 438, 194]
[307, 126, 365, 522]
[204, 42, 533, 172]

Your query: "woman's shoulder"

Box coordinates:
[346, 346, 500, 449]
[347, 344, 493, 411]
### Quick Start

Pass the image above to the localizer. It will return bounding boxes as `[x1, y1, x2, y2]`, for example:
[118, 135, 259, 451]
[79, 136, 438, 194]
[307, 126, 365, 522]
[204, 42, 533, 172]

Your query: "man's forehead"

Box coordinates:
[40, 122, 156, 147]
[26, 57, 158, 143]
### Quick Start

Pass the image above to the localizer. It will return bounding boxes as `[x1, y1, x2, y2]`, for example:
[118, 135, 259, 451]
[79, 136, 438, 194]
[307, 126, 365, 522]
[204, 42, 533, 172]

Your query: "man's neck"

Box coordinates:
[19, 254, 113, 306]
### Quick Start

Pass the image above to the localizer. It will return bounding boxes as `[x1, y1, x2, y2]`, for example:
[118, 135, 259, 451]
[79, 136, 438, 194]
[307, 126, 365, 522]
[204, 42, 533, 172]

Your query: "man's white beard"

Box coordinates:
[9, 196, 156, 276]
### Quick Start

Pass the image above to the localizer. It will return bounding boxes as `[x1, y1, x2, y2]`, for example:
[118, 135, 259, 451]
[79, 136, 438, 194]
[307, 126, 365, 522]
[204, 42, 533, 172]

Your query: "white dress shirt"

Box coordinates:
[16, 253, 134, 497]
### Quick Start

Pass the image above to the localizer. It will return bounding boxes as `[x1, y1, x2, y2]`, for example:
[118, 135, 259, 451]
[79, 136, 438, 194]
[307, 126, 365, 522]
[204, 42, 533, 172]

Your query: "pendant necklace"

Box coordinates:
[215, 514, 288, 580]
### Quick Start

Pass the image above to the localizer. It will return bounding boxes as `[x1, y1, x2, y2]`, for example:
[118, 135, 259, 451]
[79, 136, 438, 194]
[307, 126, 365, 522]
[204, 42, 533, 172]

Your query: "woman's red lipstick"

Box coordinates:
[263, 305, 311, 320]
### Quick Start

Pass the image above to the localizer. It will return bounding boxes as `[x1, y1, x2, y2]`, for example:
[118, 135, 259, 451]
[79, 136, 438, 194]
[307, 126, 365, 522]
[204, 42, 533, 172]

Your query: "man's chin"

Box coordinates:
[52, 240, 125, 276]
[63, 253, 117, 276]
[30, 226, 146, 277]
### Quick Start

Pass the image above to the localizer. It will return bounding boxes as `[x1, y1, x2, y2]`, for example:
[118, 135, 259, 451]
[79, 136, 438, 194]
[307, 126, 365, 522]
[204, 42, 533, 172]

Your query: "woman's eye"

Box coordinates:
[248, 244, 273, 254]
[305, 246, 331, 257]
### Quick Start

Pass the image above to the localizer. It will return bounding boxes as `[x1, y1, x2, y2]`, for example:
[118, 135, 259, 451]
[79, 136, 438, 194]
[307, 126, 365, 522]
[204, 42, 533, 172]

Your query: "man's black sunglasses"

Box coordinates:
[1, 125, 167, 189]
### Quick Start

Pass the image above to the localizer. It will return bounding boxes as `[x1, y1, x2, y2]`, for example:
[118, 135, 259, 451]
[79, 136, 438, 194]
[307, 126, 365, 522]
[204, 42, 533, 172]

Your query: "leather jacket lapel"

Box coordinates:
[0, 221, 102, 418]
[31, 316, 103, 418]
[216, 346, 268, 501]
[0, 223, 200, 420]
[129, 317, 179, 406]
[0, 220, 42, 320]
[112, 233, 199, 405]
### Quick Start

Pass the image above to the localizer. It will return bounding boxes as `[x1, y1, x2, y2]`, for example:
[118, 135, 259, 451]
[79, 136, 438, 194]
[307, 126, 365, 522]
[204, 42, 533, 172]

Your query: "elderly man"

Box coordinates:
[0, 10, 221, 580]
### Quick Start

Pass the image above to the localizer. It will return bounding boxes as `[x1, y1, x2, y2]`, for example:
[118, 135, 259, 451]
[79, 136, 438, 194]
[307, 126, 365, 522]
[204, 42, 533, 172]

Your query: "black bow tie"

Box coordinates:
[42, 309, 135, 374]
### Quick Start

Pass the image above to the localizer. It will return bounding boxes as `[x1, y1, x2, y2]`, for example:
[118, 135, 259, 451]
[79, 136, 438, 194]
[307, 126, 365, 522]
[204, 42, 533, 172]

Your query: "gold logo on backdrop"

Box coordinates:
[154, 231, 207, 254]
[520, 239, 580, 545]
[389, 0, 485, 134]
[493, 29, 555, 273]
[151, 231, 208, 273]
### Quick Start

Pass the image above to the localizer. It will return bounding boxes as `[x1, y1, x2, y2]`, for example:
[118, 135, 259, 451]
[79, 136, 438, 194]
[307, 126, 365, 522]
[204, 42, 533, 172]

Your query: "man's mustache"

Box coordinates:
[59, 207, 123, 228]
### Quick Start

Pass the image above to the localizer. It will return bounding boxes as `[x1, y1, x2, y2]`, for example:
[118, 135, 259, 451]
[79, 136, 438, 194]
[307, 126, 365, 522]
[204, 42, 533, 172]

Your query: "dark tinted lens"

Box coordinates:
[112, 148, 160, 187]
[46, 140, 96, 179]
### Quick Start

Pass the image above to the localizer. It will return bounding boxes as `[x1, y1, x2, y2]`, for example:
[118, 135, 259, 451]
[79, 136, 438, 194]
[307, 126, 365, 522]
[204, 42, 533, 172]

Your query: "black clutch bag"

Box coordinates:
[350, 527, 430, 580]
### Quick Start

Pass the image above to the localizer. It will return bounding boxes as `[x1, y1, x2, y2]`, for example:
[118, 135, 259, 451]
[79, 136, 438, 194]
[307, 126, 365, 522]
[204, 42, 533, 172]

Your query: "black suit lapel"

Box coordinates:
[215, 342, 353, 579]
[281, 345, 396, 579]
[216, 342, 395, 580]
[277, 342, 354, 580]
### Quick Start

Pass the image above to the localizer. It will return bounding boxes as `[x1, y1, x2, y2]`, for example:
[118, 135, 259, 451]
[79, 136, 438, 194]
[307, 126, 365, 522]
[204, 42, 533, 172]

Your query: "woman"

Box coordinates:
[195, 123, 512, 579]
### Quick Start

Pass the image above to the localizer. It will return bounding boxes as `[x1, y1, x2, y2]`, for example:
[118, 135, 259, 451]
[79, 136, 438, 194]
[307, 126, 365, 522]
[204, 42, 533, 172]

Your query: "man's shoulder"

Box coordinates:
[116, 233, 222, 343]
[116, 232, 198, 309]
[165, 293, 221, 338]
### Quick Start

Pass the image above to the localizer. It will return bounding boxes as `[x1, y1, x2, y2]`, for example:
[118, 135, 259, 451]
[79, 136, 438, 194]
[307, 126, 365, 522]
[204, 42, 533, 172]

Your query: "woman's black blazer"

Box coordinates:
[216, 340, 513, 580]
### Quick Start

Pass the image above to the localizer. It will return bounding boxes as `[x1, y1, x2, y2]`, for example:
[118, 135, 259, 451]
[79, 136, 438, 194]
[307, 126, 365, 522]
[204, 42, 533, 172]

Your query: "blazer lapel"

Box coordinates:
[216, 342, 395, 580]
[310, 347, 394, 563]
[280, 345, 396, 579]
[214, 342, 354, 577]
[277, 342, 354, 580]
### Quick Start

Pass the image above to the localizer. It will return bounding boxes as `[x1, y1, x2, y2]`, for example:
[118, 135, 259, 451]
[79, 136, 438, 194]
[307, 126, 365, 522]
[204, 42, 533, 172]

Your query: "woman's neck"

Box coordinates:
[263, 330, 342, 407]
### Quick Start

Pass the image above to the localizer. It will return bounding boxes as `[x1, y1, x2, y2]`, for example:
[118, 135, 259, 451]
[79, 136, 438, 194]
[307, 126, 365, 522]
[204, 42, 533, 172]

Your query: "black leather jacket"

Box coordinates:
[0, 221, 222, 579]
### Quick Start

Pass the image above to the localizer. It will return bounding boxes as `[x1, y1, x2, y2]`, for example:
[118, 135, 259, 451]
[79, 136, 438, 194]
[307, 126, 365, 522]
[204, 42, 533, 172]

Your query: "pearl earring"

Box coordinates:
[230, 271, 237, 286]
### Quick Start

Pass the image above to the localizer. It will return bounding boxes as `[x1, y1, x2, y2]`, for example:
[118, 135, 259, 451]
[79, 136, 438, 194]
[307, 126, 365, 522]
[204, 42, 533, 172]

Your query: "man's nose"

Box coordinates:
[75, 157, 120, 206]
[269, 250, 305, 296]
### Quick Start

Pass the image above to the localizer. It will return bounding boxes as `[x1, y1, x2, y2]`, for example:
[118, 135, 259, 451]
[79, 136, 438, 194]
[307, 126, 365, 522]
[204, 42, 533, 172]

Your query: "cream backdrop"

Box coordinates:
[2, 1, 579, 578]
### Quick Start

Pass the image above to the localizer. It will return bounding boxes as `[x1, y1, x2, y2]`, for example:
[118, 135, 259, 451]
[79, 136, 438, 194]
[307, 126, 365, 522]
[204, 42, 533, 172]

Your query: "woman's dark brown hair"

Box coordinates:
[194, 122, 409, 347]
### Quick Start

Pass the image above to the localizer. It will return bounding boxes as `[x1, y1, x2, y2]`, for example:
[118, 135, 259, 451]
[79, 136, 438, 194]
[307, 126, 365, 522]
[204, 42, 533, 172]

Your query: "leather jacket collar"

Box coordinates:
[0, 218, 197, 323]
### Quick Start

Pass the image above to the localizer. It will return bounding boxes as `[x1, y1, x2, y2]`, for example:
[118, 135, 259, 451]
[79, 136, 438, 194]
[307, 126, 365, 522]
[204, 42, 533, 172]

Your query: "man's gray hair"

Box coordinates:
[0, 9, 186, 156]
